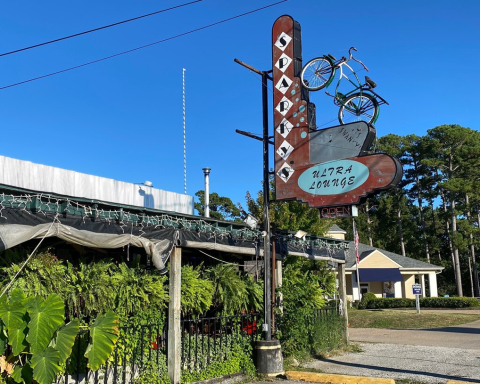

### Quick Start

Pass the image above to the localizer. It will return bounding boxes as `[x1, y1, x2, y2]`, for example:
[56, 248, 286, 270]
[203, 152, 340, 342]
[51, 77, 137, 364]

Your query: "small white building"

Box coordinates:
[327, 225, 443, 301]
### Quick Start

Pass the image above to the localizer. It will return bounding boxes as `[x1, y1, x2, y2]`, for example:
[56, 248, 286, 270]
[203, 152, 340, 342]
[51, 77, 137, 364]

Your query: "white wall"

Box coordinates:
[0, 155, 194, 214]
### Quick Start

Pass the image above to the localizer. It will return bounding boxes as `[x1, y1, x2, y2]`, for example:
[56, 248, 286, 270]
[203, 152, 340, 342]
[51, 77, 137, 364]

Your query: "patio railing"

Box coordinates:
[55, 312, 262, 384]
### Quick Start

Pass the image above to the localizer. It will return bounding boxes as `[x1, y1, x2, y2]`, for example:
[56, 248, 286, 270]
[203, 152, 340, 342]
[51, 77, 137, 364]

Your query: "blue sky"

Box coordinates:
[1, 0, 478, 213]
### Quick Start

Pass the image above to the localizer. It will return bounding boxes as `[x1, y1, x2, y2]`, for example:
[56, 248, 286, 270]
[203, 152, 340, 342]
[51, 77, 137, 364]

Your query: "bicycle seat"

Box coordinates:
[327, 53, 337, 61]
[365, 76, 377, 89]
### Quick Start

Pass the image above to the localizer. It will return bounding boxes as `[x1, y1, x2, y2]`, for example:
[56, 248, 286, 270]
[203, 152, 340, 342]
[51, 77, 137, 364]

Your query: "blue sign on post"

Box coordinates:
[412, 284, 422, 295]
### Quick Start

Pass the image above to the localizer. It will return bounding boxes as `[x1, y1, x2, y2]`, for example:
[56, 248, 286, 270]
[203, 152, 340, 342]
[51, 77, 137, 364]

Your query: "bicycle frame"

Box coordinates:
[332, 60, 363, 106]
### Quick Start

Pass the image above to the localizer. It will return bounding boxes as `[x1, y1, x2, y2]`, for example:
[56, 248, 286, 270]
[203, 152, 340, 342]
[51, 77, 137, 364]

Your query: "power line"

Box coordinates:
[0, 0, 204, 57]
[0, 1, 288, 91]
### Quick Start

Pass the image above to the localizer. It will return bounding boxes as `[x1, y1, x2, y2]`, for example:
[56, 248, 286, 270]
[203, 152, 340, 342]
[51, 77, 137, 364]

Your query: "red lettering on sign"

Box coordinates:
[320, 206, 352, 219]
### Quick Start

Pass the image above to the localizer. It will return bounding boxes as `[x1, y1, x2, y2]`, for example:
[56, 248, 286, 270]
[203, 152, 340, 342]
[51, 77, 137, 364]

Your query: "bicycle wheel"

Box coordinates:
[300, 57, 334, 91]
[338, 93, 379, 125]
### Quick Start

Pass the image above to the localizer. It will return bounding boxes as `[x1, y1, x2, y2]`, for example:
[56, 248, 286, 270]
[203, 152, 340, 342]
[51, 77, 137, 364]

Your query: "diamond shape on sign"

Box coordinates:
[275, 53, 292, 73]
[277, 140, 294, 161]
[275, 75, 292, 94]
[276, 118, 293, 138]
[274, 32, 292, 51]
[275, 96, 292, 116]
[277, 163, 294, 183]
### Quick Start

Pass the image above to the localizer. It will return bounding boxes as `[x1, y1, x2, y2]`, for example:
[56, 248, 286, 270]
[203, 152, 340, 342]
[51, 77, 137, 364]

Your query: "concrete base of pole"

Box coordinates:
[255, 340, 284, 376]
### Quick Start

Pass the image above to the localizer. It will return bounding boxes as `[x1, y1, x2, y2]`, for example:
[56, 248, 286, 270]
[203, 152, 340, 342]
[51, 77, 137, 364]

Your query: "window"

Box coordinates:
[360, 283, 370, 295]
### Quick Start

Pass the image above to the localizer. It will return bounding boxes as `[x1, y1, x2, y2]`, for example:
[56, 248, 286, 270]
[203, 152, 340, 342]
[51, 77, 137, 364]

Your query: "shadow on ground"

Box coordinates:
[318, 358, 480, 383]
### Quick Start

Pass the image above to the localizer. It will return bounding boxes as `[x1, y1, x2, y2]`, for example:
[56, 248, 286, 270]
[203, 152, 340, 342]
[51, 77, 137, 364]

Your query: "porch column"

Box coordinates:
[351, 272, 360, 301]
[394, 281, 402, 298]
[168, 247, 182, 384]
[337, 263, 349, 344]
[428, 273, 438, 297]
[421, 274, 426, 298]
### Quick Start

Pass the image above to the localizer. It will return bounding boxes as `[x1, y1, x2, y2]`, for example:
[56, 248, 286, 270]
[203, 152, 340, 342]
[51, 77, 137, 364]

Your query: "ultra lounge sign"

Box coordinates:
[272, 15, 402, 208]
[298, 159, 369, 195]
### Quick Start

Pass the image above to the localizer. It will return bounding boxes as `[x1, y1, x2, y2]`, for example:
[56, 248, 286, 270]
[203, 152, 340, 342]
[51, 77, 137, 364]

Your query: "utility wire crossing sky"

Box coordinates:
[0, 0, 287, 91]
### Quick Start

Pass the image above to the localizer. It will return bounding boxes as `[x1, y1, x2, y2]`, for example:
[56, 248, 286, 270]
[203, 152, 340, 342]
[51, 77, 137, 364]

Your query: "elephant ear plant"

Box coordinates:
[0, 289, 119, 384]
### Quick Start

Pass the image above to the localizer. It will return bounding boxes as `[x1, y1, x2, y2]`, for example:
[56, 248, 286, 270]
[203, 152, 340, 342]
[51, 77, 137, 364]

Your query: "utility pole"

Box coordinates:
[234, 58, 273, 340]
[235, 58, 283, 376]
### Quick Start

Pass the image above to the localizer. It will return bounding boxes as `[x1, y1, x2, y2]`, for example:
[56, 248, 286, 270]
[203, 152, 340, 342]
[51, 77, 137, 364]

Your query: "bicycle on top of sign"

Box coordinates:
[300, 47, 389, 127]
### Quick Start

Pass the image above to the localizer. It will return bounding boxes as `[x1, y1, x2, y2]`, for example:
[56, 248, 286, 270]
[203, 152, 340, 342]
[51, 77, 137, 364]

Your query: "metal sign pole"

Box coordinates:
[262, 71, 272, 341]
[234, 58, 273, 341]
[353, 218, 361, 302]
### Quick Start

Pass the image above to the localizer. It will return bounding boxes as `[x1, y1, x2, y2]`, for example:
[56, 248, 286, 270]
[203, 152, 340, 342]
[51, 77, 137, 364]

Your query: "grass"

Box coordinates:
[348, 308, 480, 329]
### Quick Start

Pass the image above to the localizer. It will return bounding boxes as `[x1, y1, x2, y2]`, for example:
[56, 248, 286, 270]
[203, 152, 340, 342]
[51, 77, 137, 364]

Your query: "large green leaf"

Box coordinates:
[9, 321, 28, 355]
[11, 365, 23, 383]
[53, 319, 79, 365]
[31, 347, 61, 384]
[0, 293, 28, 355]
[0, 294, 26, 330]
[11, 362, 33, 384]
[0, 321, 7, 355]
[26, 294, 64, 353]
[85, 311, 119, 370]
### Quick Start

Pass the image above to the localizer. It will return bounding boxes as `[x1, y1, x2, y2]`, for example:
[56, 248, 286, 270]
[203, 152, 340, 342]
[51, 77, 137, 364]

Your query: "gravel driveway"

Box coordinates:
[244, 314, 480, 384]
[301, 318, 480, 383]
[303, 342, 480, 383]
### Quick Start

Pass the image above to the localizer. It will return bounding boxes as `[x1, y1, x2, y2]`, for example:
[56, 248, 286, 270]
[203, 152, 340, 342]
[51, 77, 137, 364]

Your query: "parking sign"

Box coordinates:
[412, 284, 422, 295]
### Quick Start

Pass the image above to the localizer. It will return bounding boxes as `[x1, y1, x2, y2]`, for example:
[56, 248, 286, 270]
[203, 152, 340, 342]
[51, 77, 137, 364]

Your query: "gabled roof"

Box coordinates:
[345, 241, 443, 271]
[328, 224, 347, 233]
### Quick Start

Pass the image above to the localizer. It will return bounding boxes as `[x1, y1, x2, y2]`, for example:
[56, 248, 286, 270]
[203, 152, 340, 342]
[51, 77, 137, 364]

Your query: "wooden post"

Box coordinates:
[168, 247, 182, 384]
[276, 260, 283, 313]
[337, 262, 349, 344]
[272, 238, 276, 331]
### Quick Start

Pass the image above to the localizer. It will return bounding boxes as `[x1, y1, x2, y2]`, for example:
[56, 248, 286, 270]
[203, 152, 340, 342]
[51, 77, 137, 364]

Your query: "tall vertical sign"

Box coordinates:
[272, 16, 313, 197]
[272, 16, 402, 208]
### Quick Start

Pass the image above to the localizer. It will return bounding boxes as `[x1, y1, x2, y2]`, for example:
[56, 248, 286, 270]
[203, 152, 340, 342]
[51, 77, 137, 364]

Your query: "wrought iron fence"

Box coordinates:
[275, 305, 343, 357]
[181, 312, 262, 372]
[54, 312, 261, 384]
[56, 322, 168, 384]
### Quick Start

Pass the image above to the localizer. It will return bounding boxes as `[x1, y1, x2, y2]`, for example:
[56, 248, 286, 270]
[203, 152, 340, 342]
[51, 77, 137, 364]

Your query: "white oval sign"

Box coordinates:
[298, 159, 369, 195]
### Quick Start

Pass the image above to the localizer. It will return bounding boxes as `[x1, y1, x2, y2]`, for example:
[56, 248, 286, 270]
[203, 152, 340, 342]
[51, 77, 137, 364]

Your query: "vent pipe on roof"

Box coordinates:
[202, 168, 211, 218]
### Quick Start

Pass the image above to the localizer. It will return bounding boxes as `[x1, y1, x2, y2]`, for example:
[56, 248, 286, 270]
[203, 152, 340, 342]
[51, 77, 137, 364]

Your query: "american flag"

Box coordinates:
[354, 224, 360, 263]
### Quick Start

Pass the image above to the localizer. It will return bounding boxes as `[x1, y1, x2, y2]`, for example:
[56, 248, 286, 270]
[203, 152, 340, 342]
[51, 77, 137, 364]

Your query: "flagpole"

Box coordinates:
[353, 218, 361, 302]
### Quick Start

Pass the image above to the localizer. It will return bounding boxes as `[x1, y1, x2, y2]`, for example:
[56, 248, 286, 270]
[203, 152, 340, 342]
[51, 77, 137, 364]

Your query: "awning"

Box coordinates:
[358, 268, 403, 282]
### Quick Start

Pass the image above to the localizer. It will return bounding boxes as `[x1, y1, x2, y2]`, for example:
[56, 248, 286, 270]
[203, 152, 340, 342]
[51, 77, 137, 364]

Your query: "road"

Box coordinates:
[243, 311, 480, 384]
[348, 318, 480, 349]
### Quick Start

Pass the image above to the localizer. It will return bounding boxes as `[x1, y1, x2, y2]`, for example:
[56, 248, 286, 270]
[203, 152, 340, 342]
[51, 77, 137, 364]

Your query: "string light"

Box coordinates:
[0, 192, 348, 252]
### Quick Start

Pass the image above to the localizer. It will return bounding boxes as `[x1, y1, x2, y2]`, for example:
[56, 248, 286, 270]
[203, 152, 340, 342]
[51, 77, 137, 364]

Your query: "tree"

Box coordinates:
[244, 178, 334, 236]
[423, 125, 480, 296]
[194, 191, 242, 221]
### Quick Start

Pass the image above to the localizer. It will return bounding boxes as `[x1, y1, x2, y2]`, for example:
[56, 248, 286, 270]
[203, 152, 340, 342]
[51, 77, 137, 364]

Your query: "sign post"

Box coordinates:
[412, 284, 422, 313]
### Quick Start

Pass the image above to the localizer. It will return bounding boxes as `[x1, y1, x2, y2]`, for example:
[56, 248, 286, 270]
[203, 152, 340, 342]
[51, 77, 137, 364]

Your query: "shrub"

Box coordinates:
[180, 332, 255, 382]
[181, 265, 214, 316]
[207, 264, 251, 315]
[361, 296, 479, 309]
[358, 292, 377, 309]
[277, 308, 344, 359]
[420, 297, 479, 308]
[312, 311, 345, 356]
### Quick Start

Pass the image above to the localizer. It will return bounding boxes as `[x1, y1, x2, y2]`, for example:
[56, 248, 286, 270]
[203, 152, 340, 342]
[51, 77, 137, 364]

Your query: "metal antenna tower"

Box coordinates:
[183, 68, 187, 194]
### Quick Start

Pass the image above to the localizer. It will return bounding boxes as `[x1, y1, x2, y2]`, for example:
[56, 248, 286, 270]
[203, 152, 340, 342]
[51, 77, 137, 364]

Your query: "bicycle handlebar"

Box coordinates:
[348, 47, 369, 72]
